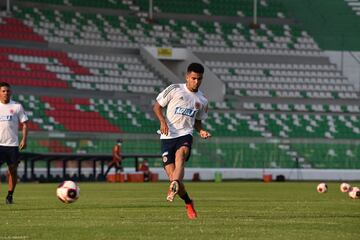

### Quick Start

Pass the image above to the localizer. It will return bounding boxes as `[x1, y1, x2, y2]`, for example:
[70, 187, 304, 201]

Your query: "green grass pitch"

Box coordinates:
[0, 182, 360, 240]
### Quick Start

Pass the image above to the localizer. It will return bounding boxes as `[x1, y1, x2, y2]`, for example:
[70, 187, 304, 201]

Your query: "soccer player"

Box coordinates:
[104, 139, 124, 177]
[153, 63, 211, 219]
[0, 82, 28, 204]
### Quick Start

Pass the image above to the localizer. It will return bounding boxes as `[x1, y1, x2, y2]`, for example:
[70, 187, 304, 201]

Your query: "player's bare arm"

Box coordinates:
[19, 121, 28, 150]
[194, 119, 211, 139]
[153, 102, 169, 136]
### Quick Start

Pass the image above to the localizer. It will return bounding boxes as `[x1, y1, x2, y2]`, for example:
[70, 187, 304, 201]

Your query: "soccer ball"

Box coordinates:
[340, 183, 351, 193]
[317, 183, 328, 193]
[348, 187, 360, 199]
[56, 180, 80, 203]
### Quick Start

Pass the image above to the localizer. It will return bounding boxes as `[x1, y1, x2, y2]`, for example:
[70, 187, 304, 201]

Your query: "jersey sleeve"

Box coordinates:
[18, 104, 28, 123]
[156, 84, 179, 107]
[196, 100, 209, 121]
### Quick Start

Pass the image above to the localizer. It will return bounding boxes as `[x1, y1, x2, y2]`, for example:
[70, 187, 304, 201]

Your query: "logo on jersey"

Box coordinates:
[0, 115, 12, 121]
[195, 102, 201, 109]
[174, 107, 196, 117]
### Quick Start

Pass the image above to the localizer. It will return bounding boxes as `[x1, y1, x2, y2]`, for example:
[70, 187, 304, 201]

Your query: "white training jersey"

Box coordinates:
[156, 83, 208, 139]
[0, 100, 28, 146]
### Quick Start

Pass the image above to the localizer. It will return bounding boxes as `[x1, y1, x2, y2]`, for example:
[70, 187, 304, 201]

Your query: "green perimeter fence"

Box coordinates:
[21, 133, 360, 170]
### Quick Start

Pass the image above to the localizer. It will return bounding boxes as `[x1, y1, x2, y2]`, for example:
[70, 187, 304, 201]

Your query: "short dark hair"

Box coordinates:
[0, 82, 10, 88]
[116, 139, 123, 143]
[187, 63, 204, 74]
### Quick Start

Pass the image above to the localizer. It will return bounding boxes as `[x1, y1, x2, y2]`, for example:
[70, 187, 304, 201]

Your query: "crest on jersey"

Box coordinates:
[195, 102, 201, 109]
[10, 109, 14, 114]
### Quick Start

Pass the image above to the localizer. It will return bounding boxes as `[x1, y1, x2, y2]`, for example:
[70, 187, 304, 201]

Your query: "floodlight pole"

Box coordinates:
[341, 34, 344, 72]
[6, 0, 11, 14]
[253, 0, 258, 26]
[149, 0, 153, 21]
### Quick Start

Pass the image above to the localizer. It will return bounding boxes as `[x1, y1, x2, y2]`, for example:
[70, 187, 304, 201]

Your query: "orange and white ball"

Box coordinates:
[317, 183, 328, 193]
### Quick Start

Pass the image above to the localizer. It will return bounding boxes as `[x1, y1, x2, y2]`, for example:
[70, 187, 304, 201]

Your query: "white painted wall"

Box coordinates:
[169, 168, 360, 181]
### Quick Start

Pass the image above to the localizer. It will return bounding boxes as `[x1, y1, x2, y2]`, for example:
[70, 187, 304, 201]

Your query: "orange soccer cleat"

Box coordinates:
[185, 200, 197, 219]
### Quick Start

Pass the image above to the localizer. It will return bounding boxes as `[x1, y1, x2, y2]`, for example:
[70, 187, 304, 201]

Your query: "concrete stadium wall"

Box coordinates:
[142, 46, 225, 102]
[325, 50, 360, 91]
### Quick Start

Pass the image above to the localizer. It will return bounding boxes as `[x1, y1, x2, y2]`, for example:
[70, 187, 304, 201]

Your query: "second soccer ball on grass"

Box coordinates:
[56, 180, 80, 203]
[317, 183, 328, 193]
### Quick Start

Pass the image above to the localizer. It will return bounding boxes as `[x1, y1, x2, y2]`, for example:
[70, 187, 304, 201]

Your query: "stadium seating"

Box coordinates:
[243, 101, 359, 113]
[16, 0, 287, 18]
[281, 0, 360, 50]
[1, 0, 359, 171]
[21, 0, 131, 10]
[12, 94, 161, 133]
[205, 60, 357, 99]
[0, 16, 45, 42]
[0, 46, 165, 93]
[345, 0, 360, 16]
[252, 113, 360, 139]
[12, 6, 319, 55]
[292, 143, 360, 169]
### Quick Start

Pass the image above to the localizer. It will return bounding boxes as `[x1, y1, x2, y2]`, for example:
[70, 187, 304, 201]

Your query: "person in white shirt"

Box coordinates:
[0, 82, 28, 204]
[153, 63, 211, 219]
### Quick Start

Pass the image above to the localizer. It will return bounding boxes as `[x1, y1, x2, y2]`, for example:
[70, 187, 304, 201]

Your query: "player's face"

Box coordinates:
[0, 86, 11, 104]
[186, 71, 203, 92]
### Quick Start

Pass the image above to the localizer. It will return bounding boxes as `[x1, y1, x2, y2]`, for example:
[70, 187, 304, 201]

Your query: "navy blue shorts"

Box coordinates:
[160, 134, 193, 167]
[0, 146, 19, 167]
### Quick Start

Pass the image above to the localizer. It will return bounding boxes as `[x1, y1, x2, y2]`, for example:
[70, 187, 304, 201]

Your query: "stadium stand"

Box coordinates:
[0, 0, 359, 180]
[281, 0, 360, 51]
[0, 16, 45, 42]
[0, 46, 164, 93]
[10, 6, 320, 55]
[205, 60, 357, 99]
[345, 0, 360, 16]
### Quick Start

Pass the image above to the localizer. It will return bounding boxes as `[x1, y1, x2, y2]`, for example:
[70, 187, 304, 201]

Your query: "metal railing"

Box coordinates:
[17, 152, 161, 182]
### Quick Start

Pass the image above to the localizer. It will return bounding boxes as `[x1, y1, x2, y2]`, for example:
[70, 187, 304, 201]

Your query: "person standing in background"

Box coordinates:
[104, 139, 124, 176]
[0, 82, 28, 204]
